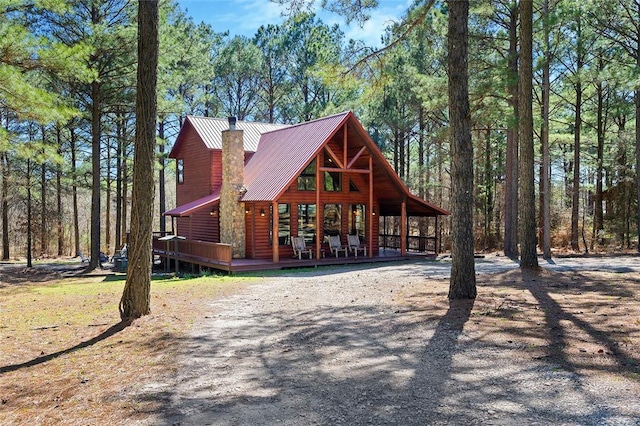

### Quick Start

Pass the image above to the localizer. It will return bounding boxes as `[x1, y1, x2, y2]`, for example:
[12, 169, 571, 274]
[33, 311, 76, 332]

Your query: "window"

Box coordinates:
[176, 159, 184, 184]
[323, 203, 342, 238]
[323, 155, 341, 191]
[297, 204, 316, 244]
[348, 204, 366, 240]
[269, 204, 291, 246]
[349, 179, 359, 192]
[297, 159, 316, 191]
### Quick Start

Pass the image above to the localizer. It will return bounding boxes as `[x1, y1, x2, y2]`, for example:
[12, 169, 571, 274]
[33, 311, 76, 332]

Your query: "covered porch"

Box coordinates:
[152, 234, 435, 274]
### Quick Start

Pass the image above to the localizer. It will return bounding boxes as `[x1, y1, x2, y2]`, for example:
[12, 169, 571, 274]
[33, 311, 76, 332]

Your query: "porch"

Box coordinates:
[152, 234, 437, 274]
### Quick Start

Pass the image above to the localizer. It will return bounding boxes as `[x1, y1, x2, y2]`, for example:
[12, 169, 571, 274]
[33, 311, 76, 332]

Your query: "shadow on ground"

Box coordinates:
[134, 263, 640, 425]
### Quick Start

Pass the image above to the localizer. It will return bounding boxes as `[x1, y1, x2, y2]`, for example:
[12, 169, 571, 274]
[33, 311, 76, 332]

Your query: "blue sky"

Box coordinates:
[176, 0, 411, 47]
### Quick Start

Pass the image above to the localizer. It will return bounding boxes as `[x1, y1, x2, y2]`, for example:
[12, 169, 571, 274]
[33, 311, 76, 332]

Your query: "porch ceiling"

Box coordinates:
[378, 193, 449, 217]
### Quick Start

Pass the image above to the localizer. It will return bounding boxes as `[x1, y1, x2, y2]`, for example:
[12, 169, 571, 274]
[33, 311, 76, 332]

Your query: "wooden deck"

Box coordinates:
[152, 235, 437, 274]
[154, 247, 434, 274]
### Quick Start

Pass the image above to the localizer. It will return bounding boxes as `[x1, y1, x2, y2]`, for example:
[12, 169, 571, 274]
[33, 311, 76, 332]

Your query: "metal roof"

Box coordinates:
[241, 112, 351, 201]
[185, 116, 289, 152]
[165, 111, 449, 217]
[164, 189, 220, 217]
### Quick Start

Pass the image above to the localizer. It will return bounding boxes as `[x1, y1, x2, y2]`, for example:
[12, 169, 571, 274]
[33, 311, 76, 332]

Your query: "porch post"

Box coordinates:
[315, 154, 321, 258]
[400, 199, 407, 255]
[369, 157, 373, 257]
[435, 215, 439, 254]
[272, 201, 279, 263]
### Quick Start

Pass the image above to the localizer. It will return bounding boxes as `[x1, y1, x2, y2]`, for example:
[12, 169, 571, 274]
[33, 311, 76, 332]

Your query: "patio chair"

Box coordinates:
[347, 234, 367, 258]
[328, 235, 348, 257]
[292, 236, 313, 259]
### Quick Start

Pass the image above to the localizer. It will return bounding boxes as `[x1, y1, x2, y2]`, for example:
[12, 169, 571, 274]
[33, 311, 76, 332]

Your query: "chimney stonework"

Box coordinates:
[220, 125, 246, 258]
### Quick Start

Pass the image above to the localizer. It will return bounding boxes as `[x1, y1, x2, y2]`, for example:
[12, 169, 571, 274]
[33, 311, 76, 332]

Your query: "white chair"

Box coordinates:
[328, 235, 348, 257]
[347, 234, 367, 258]
[292, 236, 313, 259]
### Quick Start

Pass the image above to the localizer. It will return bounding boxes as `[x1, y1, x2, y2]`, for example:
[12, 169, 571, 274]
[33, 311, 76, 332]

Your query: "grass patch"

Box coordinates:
[0, 269, 251, 425]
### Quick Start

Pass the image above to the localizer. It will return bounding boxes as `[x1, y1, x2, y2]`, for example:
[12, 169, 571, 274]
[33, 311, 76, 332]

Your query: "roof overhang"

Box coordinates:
[164, 190, 220, 217]
[378, 193, 450, 217]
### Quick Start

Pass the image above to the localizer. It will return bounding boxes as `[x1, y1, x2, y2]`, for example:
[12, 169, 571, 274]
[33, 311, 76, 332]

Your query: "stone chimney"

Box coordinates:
[220, 116, 246, 258]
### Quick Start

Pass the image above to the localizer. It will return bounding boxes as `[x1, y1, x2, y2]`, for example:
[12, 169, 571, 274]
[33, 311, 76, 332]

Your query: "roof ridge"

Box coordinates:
[186, 115, 290, 127]
[258, 111, 352, 136]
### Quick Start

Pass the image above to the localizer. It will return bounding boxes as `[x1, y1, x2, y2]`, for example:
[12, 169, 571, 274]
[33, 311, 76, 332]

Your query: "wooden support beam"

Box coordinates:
[315, 156, 321, 258]
[369, 156, 374, 258]
[324, 145, 344, 168]
[400, 199, 407, 255]
[272, 201, 279, 263]
[319, 167, 370, 174]
[347, 146, 367, 169]
[343, 123, 348, 168]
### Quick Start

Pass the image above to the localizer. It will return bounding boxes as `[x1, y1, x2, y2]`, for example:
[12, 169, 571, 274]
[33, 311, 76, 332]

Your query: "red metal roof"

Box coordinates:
[169, 116, 289, 158]
[242, 112, 350, 201]
[166, 111, 449, 217]
[164, 189, 220, 217]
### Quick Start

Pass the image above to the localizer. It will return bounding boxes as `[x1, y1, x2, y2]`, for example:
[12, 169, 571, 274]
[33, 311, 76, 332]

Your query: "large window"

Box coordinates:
[297, 159, 316, 191]
[348, 204, 366, 240]
[177, 158, 184, 184]
[270, 204, 291, 246]
[323, 155, 341, 191]
[323, 203, 342, 238]
[297, 204, 316, 244]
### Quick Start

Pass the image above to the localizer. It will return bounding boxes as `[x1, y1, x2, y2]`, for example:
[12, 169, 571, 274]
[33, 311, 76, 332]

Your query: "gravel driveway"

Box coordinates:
[144, 255, 640, 425]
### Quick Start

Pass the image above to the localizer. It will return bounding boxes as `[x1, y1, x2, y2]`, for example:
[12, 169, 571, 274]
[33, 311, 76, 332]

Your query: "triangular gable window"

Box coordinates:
[349, 179, 359, 192]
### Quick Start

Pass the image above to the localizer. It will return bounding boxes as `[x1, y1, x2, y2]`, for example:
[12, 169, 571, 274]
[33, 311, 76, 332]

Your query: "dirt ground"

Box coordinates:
[1, 255, 640, 425]
[140, 254, 640, 425]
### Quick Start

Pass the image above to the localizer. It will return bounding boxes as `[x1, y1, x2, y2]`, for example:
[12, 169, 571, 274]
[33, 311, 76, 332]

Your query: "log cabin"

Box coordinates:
[156, 111, 448, 272]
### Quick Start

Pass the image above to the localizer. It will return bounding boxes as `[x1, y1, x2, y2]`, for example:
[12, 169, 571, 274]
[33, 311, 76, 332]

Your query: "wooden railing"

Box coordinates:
[379, 234, 437, 253]
[152, 236, 232, 270]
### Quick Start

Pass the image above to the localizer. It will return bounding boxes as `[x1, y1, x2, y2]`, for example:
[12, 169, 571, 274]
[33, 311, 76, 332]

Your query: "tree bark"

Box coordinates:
[158, 118, 166, 234]
[88, 4, 102, 271]
[504, 2, 519, 259]
[541, 0, 551, 260]
[40, 127, 47, 256]
[518, 0, 538, 268]
[447, 0, 476, 299]
[106, 140, 112, 255]
[56, 125, 63, 256]
[1, 150, 9, 260]
[70, 124, 80, 257]
[120, 0, 159, 321]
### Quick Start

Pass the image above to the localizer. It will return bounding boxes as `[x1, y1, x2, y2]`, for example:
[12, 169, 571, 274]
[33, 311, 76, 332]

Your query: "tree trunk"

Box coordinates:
[541, 0, 551, 260]
[504, 2, 519, 259]
[1, 151, 9, 261]
[571, 13, 584, 252]
[158, 118, 166, 234]
[27, 159, 33, 268]
[636, 33, 640, 252]
[593, 60, 605, 248]
[89, 78, 102, 270]
[106, 140, 112, 255]
[120, 0, 159, 321]
[115, 111, 123, 250]
[56, 126, 63, 256]
[447, 0, 476, 300]
[88, 4, 102, 271]
[121, 131, 129, 245]
[70, 124, 80, 257]
[40, 127, 47, 256]
[518, 0, 538, 268]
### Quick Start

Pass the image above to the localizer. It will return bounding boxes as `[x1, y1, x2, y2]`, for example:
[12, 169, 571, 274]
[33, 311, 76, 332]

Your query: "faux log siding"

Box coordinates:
[210, 150, 222, 190]
[248, 179, 380, 260]
[191, 210, 219, 242]
[175, 125, 213, 207]
[246, 202, 275, 259]
[175, 213, 219, 242]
